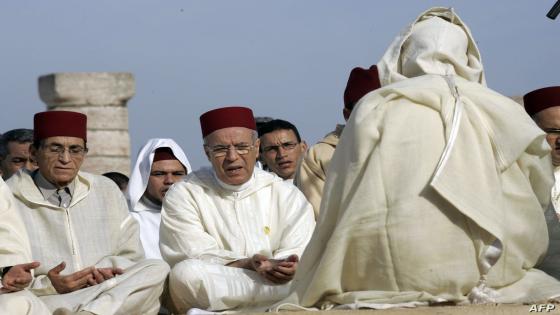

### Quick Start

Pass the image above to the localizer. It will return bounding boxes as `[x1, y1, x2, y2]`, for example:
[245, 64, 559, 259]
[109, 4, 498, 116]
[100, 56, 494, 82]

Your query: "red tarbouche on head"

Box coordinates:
[344, 65, 382, 109]
[523, 86, 560, 116]
[34, 110, 87, 141]
[152, 147, 178, 162]
[199, 106, 256, 138]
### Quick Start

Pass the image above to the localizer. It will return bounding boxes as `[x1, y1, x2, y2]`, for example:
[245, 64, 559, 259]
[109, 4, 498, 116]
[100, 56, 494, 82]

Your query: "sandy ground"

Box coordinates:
[246, 304, 558, 315]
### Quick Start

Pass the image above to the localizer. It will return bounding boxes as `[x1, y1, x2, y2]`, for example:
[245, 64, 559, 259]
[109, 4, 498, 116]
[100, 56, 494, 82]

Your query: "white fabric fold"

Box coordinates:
[551, 167, 560, 216]
[0, 177, 32, 270]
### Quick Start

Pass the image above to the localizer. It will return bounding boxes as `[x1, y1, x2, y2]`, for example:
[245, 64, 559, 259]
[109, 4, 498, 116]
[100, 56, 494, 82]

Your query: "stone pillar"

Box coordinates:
[510, 95, 524, 106]
[38, 73, 134, 176]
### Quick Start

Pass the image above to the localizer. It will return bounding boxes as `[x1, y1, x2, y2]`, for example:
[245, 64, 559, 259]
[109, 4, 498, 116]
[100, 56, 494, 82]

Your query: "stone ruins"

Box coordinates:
[38, 72, 134, 176]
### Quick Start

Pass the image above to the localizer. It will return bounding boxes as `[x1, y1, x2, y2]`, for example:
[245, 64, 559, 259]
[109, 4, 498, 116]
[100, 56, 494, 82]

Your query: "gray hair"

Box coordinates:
[0, 129, 33, 159]
[203, 129, 258, 146]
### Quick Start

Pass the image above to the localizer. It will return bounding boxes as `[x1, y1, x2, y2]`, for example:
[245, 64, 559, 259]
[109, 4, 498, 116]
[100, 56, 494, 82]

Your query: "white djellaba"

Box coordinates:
[0, 177, 50, 314]
[271, 7, 560, 311]
[7, 170, 169, 315]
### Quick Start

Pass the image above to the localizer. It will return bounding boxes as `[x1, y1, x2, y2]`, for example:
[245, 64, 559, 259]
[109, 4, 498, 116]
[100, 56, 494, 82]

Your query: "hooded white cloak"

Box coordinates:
[127, 138, 192, 259]
[272, 7, 560, 311]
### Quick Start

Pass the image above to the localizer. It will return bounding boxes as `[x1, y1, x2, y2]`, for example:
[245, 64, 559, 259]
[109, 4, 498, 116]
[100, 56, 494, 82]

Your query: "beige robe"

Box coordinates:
[160, 167, 315, 312]
[0, 177, 50, 315]
[7, 170, 169, 315]
[272, 7, 560, 311]
[0, 290, 51, 315]
[295, 124, 342, 217]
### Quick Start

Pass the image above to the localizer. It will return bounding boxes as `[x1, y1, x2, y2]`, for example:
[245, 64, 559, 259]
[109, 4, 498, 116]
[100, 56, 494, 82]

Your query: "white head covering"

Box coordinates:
[377, 7, 485, 86]
[127, 138, 192, 210]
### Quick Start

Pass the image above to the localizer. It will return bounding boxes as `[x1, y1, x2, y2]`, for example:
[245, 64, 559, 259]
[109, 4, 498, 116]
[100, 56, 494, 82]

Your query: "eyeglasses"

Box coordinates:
[44, 144, 88, 157]
[206, 144, 255, 158]
[544, 128, 560, 136]
[262, 142, 298, 154]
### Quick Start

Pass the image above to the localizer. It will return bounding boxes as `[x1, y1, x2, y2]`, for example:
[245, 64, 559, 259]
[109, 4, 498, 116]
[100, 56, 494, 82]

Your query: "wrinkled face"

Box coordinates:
[32, 136, 87, 187]
[1, 141, 37, 179]
[205, 127, 259, 186]
[535, 106, 560, 167]
[260, 129, 307, 180]
[145, 159, 186, 204]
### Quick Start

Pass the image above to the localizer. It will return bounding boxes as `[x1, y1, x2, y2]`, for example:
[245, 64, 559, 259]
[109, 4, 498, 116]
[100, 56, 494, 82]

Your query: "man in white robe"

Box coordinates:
[0, 177, 51, 315]
[524, 87, 560, 217]
[127, 138, 192, 260]
[295, 65, 380, 216]
[160, 106, 315, 313]
[272, 7, 560, 311]
[7, 111, 169, 315]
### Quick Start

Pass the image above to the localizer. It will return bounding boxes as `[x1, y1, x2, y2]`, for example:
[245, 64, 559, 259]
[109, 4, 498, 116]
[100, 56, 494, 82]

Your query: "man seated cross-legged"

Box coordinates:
[7, 111, 169, 315]
[160, 106, 315, 313]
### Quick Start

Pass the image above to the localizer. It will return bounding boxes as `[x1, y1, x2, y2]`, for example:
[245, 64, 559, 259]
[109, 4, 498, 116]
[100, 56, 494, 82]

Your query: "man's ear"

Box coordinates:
[343, 107, 352, 121]
[30, 145, 38, 161]
[301, 140, 308, 152]
[203, 146, 211, 161]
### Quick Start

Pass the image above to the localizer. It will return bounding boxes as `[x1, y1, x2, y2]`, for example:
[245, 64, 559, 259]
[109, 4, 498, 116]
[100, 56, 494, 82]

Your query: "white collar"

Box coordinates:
[555, 166, 560, 180]
[213, 169, 255, 192]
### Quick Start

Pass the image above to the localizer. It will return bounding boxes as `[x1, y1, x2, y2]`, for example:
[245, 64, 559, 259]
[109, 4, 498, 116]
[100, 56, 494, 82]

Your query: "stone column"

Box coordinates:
[38, 73, 134, 176]
[510, 95, 524, 106]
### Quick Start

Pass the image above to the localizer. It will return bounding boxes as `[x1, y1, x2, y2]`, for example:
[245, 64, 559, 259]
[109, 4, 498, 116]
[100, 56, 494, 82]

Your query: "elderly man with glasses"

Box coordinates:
[6, 111, 169, 315]
[524, 87, 560, 219]
[160, 106, 315, 313]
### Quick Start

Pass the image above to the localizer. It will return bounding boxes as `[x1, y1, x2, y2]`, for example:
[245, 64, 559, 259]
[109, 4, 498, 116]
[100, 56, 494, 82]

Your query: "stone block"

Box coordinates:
[38, 72, 135, 107]
[48, 106, 129, 130]
[510, 95, 523, 106]
[86, 130, 130, 156]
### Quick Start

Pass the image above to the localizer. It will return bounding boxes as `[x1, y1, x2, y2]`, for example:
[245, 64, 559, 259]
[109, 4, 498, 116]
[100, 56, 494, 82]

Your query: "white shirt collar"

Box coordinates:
[213, 169, 255, 192]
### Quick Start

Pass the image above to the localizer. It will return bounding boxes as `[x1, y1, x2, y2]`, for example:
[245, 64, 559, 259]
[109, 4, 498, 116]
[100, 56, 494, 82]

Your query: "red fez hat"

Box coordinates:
[153, 147, 177, 162]
[344, 65, 381, 109]
[200, 106, 256, 138]
[523, 86, 560, 116]
[34, 111, 87, 141]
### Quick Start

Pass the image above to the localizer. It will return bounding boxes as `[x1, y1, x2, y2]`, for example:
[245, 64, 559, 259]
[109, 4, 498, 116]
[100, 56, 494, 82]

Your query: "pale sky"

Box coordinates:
[0, 1, 558, 168]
